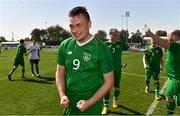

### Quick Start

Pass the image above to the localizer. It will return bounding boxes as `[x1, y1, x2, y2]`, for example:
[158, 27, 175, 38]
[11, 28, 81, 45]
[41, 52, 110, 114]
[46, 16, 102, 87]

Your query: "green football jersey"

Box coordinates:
[57, 36, 113, 101]
[165, 41, 180, 80]
[15, 44, 27, 59]
[145, 45, 163, 70]
[105, 39, 129, 68]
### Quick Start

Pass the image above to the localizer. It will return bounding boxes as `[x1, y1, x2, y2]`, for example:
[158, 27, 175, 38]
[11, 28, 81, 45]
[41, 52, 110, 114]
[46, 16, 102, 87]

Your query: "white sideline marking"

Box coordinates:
[145, 80, 168, 115]
[122, 71, 167, 79]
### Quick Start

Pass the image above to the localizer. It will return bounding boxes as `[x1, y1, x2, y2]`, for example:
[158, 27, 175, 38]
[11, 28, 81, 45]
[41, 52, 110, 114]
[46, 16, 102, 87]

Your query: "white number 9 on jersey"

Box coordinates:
[73, 59, 80, 70]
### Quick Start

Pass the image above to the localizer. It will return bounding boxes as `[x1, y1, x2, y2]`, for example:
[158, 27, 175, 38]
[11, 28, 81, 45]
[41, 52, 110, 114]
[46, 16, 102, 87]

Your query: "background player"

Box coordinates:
[144, 27, 180, 115]
[102, 28, 143, 115]
[143, 39, 163, 100]
[8, 39, 27, 81]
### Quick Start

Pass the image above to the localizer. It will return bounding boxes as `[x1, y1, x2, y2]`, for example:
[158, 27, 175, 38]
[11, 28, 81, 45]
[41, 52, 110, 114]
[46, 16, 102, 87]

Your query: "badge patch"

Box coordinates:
[83, 52, 91, 61]
[155, 50, 159, 53]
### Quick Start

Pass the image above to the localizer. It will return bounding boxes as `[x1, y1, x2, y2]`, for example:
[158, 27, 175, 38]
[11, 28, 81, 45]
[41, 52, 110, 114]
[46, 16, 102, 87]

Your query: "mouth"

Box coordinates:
[73, 33, 80, 38]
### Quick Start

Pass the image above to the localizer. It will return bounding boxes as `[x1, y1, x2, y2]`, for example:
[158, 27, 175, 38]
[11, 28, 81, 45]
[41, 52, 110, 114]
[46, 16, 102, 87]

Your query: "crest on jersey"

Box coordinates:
[155, 50, 159, 53]
[83, 52, 91, 61]
[116, 45, 120, 48]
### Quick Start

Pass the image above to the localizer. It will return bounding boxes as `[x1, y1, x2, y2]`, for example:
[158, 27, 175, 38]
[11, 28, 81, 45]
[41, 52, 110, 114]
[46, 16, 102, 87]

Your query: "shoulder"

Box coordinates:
[156, 46, 162, 50]
[58, 37, 75, 50]
[93, 36, 107, 48]
[61, 37, 74, 45]
[117, 39, 125, 45]
[170, 41, 180, 45]
[92, 37, 111, 55]
[104, 41, 111, 45]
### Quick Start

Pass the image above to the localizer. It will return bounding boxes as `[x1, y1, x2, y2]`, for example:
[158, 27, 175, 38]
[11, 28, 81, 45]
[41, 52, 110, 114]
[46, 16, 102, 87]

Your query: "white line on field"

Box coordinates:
[122, 71, 167, 79]
[145, 79, 168, 115]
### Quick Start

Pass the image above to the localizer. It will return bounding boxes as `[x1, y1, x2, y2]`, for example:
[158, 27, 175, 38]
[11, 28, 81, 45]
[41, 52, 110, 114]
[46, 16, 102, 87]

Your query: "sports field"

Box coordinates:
[0, 48, 179, 115]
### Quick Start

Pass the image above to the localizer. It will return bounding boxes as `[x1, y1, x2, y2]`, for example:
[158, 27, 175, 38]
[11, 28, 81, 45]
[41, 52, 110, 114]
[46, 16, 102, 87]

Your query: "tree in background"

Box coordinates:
[24, 37, 30, 41]
[0, 36, 7, 42]
[46, 25, 71, 41]
[155, 30, 167, 36]
[40, 29, 47, 41]
[119, 29, 129, 42]
[130, 30, 143, 43]
[30, 28, 42, 42]
[94, 30, 107, 41]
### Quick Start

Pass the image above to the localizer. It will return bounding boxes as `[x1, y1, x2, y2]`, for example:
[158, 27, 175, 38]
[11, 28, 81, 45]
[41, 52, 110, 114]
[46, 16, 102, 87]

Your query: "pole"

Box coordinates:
[121, 15, 124, 30]
[12, 32, 14, 42]
[125, 11, 130, 43]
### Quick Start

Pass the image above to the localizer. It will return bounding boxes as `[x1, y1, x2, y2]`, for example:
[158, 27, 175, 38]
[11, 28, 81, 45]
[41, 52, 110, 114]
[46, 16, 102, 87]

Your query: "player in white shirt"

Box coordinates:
[28, 39, 41, 77]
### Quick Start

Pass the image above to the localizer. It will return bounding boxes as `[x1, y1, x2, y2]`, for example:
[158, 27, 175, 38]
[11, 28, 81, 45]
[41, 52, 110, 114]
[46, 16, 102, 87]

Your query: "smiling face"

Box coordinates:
[109, 28, 119, 42]
[151, 39, 157, 47]
[69, 14, 91, 43]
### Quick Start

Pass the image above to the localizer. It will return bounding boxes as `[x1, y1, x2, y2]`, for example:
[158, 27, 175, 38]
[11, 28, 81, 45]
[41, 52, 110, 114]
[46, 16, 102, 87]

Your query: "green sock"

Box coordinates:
[145, 80, 150, 87]
[104, 92, 110, 106]
[22, 67, 25, 76]
[114, 87, 120, 99]
[154, 82, 160, 94]
[167, 101, 175, 114]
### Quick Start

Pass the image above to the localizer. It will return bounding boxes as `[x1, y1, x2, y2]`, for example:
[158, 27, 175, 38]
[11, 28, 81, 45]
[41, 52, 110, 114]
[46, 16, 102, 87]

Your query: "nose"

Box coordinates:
[71, 26, 79, 34]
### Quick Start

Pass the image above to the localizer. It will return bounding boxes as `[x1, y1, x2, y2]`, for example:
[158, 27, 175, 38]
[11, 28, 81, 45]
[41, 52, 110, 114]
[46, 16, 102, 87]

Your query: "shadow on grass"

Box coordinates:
[38, 76, 55, 81]
[13, 78, 53, 84]
[108, 104, 142, 115]
[24, 78, 52, 84]
[149, 90, 155, 93]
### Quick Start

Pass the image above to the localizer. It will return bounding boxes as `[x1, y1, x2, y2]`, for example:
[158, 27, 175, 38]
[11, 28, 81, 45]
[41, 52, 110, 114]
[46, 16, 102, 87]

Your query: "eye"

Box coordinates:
[76, 23, 81, 28]
[69, 24, 73, 28]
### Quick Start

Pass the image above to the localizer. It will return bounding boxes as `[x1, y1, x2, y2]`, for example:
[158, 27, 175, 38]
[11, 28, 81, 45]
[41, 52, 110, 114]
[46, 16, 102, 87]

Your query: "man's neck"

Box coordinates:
[111, 39, 117, 43]
[78, 34, 92, 44]
[152, 45, 156, 47]
[76, 34, 93, 46]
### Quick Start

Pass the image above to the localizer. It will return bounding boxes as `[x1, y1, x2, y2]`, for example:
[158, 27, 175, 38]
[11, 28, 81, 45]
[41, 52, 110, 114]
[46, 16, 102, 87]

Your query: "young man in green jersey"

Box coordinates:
[55, 6, 114, 115]
[143, 39, 163, 100]
[102, 28, 143, 115]
[144, 27, 180, 115]
[8, 39, 27, 81]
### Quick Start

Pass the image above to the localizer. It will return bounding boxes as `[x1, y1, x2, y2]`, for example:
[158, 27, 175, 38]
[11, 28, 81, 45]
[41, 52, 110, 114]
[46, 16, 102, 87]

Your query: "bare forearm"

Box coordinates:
[56, 65, 66, 98]
[87, 72, 114, 107]
[56, 76, 65, 97]
[143, 55, 146, 68]
[148, 32, 169, 48]
[129, 47, 144, 52]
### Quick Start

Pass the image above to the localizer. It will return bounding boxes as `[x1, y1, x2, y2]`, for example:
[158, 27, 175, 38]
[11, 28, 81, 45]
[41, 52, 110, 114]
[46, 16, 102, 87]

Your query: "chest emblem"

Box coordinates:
[83, 52, 91, 61]
[67, 51, 72, 55]
[155, 50, 159, 54]
[116, 45, 120, 48]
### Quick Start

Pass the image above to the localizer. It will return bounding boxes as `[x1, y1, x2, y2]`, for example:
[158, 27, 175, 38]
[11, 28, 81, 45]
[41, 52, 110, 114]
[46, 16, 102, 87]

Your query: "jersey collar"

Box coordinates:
[76, 35, 94, 46]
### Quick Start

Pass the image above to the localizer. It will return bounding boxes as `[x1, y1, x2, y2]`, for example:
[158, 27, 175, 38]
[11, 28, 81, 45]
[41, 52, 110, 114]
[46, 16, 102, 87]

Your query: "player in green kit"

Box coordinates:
[8, 39, 27, 81]
[102, 28, 143, 115]
[55, 6, 114, 115]
[143, 39, 163, 100]
[144, 27, 180, 115]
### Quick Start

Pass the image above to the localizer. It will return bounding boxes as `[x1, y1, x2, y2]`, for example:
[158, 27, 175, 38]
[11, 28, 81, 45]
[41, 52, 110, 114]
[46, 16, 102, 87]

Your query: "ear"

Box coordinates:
[172, 34, 176, 40]
[88, 20, 92, 28]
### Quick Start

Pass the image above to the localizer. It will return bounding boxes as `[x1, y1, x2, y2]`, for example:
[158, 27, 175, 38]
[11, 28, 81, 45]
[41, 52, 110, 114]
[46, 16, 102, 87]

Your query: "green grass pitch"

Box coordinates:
[0, 48, 179, 115]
